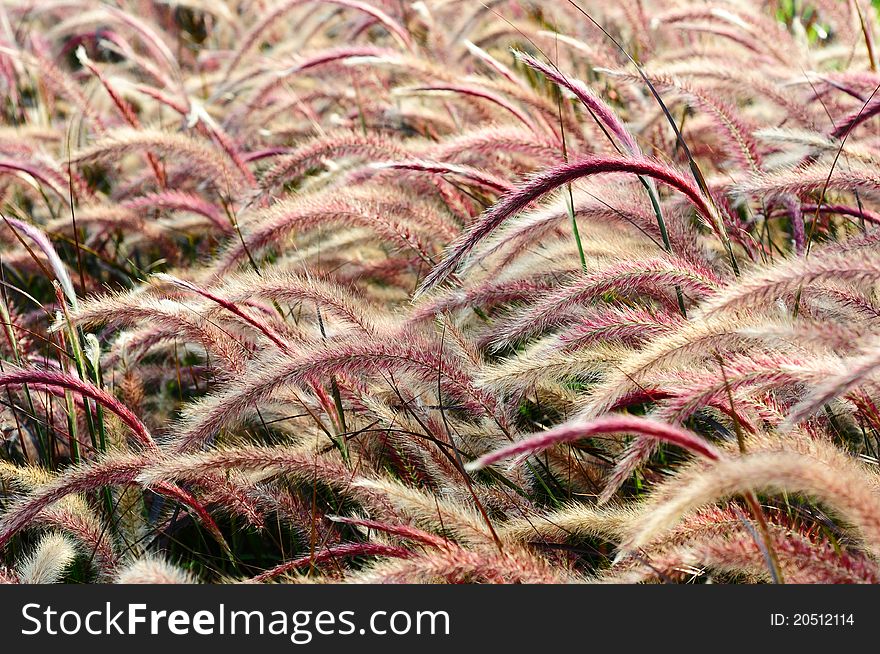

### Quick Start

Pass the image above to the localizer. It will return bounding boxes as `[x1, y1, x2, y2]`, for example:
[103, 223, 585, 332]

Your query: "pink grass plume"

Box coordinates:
[2, 216, 77, 309]
[0, 368, 155, 450]
[466, 415, 720, 472]
[417, 154, 725, 295]
[249, 542, 412, 583]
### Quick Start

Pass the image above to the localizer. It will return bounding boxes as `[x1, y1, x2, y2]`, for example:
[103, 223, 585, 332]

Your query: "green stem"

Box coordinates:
[565, 185, 587, 272]
[639, 176, 687, 318]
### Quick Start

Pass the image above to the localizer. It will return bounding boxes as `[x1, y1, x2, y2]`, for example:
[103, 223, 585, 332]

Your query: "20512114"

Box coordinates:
[771, 614, 854, 626]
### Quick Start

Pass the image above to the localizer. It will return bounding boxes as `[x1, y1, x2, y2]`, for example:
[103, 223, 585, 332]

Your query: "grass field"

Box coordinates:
[0, 0, 879, 584]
